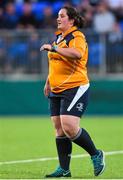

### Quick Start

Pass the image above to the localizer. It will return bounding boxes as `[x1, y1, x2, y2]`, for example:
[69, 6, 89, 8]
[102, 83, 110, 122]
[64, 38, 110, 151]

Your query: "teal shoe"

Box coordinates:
[91, 150, 105, 176]
[45, 166, 71, 178]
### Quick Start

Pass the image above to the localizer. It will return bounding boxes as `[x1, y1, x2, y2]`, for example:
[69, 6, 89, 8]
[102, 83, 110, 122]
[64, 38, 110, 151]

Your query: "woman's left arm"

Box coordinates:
[55, 47, 82, 59]
[40, 43, 81, 59]
[40, 36, 86, 60]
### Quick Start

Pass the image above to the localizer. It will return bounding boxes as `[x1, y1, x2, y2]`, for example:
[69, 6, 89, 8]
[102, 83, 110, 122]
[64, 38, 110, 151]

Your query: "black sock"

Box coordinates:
[72, 128, 98, 156]
[56, 136, 72, 170]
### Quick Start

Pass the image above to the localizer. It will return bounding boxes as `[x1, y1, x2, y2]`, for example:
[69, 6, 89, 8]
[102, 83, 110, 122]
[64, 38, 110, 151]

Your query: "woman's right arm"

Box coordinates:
[44, 76, 51, 97]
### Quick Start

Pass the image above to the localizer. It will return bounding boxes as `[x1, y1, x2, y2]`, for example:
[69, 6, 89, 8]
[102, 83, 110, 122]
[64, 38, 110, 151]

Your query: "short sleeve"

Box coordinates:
[69, 36, 87, 57]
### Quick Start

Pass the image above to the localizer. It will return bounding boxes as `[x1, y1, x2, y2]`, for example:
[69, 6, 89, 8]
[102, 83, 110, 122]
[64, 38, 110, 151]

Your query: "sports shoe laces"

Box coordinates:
[53, 166, 67, 176]
[91, 154, 102, 170]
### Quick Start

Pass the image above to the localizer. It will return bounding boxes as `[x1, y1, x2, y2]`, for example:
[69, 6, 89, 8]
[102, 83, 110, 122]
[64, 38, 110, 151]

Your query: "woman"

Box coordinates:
[40, 6, 105, 178]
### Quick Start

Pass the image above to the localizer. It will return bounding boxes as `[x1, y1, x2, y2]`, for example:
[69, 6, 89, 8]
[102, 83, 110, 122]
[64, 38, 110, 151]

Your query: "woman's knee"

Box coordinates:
[62, 123, 76, 138]
[61, 115, 80, 138]
[51, 116, 65, 136]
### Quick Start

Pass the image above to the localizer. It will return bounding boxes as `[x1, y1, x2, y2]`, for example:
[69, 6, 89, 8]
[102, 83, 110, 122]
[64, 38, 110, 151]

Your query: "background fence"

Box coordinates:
[0, 29, 123, 79]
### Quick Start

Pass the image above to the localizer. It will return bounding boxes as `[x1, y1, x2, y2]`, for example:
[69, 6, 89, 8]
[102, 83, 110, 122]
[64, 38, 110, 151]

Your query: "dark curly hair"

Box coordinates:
[62, 6, 85, 28]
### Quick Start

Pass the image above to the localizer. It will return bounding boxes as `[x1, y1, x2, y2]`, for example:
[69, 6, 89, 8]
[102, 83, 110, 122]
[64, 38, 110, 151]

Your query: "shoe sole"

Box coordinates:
[45, 175, 71, 178]
[45, 172, 71, 178]
[96, 150, 106, 176]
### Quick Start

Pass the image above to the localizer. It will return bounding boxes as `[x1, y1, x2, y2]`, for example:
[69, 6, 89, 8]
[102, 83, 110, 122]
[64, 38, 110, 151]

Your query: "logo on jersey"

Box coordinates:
[76, 103, 83, 112]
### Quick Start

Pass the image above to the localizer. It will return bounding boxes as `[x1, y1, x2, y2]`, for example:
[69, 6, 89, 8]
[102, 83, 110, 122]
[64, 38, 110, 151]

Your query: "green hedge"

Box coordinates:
[0, 80, 123, 115]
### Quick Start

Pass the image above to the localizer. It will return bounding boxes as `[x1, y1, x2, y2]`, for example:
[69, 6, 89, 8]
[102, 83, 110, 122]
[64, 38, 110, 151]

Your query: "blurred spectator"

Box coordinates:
[106, 22, 123, 72]
[15, 0, 24, 3]
[0, 37, 6, 73]
[5, 32, 28, 73]
[84, 8, 93, 28]
[0, 8, 6, 29]
[38, 6, 56, 28]
[0, 0, 122, 31]
[114, 7, 123, 32]
[18, 2, 38, 28]
[108, 22, 122, 43]
[93, 1, 116, 34]
[27, 31, 41, 73]
[107, 0, 123, 9]
[107, 0, 123, 32]
[0, 0, 7, 8]
[88, 34, 104, 72]
[4, 3, 19, 29]
[79, 1, 94, 29]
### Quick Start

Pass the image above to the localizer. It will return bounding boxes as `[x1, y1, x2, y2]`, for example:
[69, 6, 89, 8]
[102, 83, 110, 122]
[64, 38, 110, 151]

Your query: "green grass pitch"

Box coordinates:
[0, 116, 123, 179]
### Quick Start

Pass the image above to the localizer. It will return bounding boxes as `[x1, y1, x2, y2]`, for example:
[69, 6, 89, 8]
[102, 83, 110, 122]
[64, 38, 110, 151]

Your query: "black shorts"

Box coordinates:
[48, 84, 90, 117]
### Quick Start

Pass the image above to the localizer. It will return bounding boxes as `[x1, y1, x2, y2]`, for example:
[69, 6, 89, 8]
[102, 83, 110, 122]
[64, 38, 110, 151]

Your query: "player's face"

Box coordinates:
[57, 9, 74, 32]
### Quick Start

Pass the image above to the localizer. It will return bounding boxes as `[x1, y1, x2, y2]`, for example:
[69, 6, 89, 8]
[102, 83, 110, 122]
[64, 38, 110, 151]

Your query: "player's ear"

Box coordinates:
[70, 19, 74, 26]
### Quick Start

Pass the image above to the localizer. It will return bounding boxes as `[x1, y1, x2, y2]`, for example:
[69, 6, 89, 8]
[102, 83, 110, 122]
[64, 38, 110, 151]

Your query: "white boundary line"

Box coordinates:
[0, 150, 123, 165]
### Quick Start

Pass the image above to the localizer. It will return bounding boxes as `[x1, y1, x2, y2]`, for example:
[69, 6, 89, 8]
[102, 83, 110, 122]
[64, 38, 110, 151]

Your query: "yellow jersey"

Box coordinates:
[48, 26, 89, 93]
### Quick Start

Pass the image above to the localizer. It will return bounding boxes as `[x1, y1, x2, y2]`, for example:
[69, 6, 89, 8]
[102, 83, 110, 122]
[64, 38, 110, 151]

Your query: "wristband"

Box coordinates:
[51, 45, 58, 52]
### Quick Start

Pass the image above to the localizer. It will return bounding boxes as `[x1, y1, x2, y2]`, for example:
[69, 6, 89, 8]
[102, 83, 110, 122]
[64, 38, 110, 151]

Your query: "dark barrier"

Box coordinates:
[0, 80, 48, 115]
[87, 80, 123, 115]
[0, 80, 123, 115]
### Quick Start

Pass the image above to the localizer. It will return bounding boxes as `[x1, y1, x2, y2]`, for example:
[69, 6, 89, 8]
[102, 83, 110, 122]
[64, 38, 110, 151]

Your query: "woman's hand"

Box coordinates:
[44, 80, 51, 97]
[40, 44, 52, 51]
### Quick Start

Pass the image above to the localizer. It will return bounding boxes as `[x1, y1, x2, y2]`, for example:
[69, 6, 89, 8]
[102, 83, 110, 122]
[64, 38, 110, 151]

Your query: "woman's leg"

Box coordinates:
[45, 96, 72, 177]
[51, 116, 72, 171]
[45, 115, 72, 177]
[61, 115, 105, 176]
[60, 115, 98, 156]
